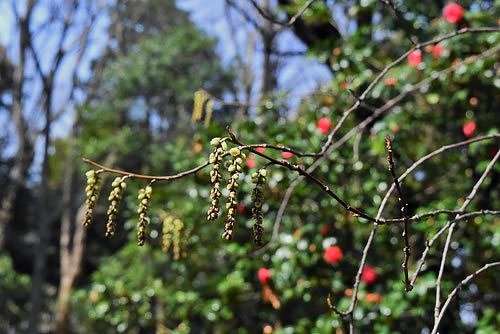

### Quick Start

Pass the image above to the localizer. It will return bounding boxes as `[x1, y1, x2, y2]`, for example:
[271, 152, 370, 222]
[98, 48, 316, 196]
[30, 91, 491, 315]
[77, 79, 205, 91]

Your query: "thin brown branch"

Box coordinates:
[82, 139, 317, 183]
[377, 134, 499, 219]
[406, 208, 499, 288]
[249, 0, 316, 28]
[380, 209, 499, 225]
[227, 127, 380, 223]
[375, 135, 498, 288]
[380, 0, 419, 45]
[385, 136, 412, 291]
[81, 157, 209, 181]
[226, 0, 265, 33]
[326, 294, 344, 317]
[431, 261, 500, 334]
[340, 136, 498, 330]
[346, 224, 379, 317]
[434, 149, 500, 321]
[318, 26, 500, 156]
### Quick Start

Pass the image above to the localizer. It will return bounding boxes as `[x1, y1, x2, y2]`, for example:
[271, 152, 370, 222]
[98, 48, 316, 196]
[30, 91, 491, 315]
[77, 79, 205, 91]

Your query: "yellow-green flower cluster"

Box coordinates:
[207, 137, 227, 221]
[137, 185, 153, 246]
[83, 170, 102, 227]
[222, 147, 245, 240]
[251, 168, 267, 247]
[105, 176, 127, 237]
[162, 215, 184, 260]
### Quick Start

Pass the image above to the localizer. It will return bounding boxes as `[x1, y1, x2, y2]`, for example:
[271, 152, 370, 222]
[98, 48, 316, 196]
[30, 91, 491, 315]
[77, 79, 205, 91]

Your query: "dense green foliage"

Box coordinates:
[1, 0, 498, 333]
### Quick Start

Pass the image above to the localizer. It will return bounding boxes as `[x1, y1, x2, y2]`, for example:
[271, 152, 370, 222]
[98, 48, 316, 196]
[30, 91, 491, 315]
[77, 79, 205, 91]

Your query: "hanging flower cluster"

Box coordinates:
[162, 215, 186, 260]
[84, 170, 102, 227]
[251, 168, 267, 247]
[207, 137, 227, 221]
[222, 147, 245, 240]
[83, 136, 272, 250]
[105, 176, 128, 237]
[136, 185, 153, 246]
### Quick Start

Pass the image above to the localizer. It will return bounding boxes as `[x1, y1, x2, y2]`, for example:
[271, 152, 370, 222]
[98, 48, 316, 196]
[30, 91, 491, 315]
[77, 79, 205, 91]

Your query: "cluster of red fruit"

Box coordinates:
[407, 44, 444, 68]
[245, 145, 294, 170]
[323, 245, 378, 285]
[257, 254, 377, 286]
[406, 3, 477, 139]
[257, 244, 377, 283]
[407, 3, 464, 68]
[245, 119, 332, 165]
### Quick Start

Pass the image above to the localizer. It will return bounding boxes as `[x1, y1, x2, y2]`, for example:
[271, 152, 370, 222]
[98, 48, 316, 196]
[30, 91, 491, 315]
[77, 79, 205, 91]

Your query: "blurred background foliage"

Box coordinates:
[0, 0, 498, 333]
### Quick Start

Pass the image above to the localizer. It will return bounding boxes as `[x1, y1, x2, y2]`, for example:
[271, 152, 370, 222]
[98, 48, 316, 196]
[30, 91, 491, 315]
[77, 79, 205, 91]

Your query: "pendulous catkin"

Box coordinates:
[207, 137, 227, 221]
[137, 185, 153, 246]
[162, 215, 184, 260]
[251, 168, 267, 247]
[105, 176, 127, 237]
[162, 216, 174, 253]
[222, 147, 244, 240]
[83, 170, 102, 227]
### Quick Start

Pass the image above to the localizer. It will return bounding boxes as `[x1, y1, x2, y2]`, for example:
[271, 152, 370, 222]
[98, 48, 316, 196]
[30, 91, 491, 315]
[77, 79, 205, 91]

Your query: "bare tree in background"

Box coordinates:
[0, 1, 104, 332]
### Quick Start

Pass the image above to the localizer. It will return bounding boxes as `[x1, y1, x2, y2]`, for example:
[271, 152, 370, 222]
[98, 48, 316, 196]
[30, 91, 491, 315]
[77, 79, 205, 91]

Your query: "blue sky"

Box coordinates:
[177, 0, 332, 104]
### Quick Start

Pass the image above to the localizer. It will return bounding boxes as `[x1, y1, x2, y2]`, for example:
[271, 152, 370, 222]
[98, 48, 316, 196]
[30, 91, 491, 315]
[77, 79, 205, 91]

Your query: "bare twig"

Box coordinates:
[249, 0, 316, 28]
[82, 139, 317, 181]
[381, 209, 499, 225]
[225, 0, 265, 33]
[380, 0, 419, 45]
[318, 27, 500, 156]
[407, 210, 499, 288]
[377, 134, 499, 219]
[375, 135, 498, 288]
[431, 261, 500, 334]
[385, 136, 412, 291]
[82, 157, 210, 181]
[227, 127, 381, 223]
[338, 137, 499, 332]
[434, 149, 500, 321]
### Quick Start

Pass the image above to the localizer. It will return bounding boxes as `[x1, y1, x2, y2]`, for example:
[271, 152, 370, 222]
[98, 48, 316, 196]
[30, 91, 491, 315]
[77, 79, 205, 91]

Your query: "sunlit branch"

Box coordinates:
[431, 261, 500, 334]
[434, 149, 500, 321]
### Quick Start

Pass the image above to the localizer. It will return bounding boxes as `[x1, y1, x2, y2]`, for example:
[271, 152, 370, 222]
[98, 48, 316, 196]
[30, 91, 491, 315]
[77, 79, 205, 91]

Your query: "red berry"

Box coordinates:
[408, 50, 422, 68]
[317, 117, 332, 134]
[443, 2, 464, 24]
[431, 44, 443, 58]
[237, 203, 246, 214]
[323, 246, 343, 264]
[340, 81, 348, 90]
[246, 156, 256, 169]
[385, 77, 397, 86]
[258, 268, 272, 285]
[255, 147, 266, 154]
[281, 151, 293, 159]
[361, 265, 377, 285]
[462, 121, 476, 138]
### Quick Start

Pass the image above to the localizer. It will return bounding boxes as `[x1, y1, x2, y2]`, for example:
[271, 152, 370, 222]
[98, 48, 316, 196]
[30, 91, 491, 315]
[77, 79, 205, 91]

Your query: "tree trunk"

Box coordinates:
[0, 3, 34, 249]
[261, 32, 277, 98]
[28, 84, 53, 334]
[55, 205, 87, 334]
